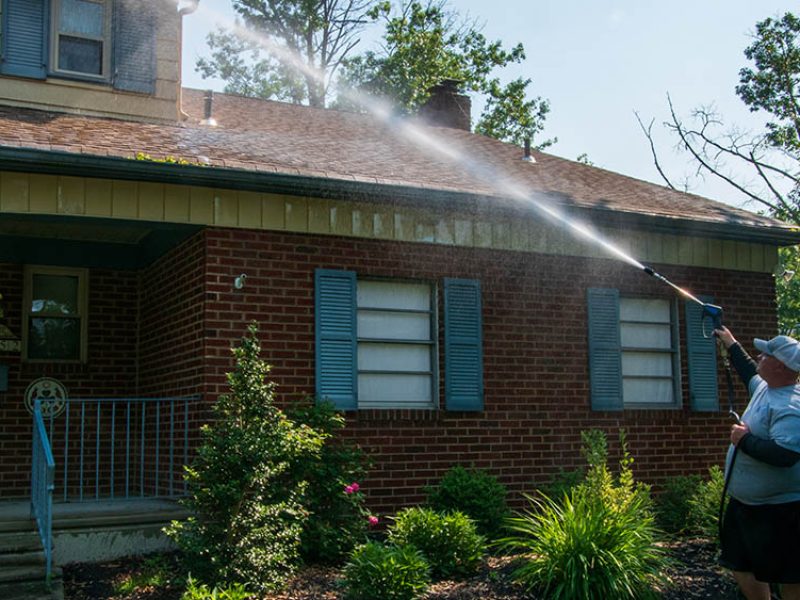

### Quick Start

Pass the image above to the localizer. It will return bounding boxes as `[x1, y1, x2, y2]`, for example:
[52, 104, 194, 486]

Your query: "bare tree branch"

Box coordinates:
[635, 110, 677, 190]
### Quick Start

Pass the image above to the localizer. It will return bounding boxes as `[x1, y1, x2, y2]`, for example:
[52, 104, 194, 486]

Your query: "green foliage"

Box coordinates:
[736, 12, 800, 155]
[500, 491, 666, 600]
[387, 507, 484, 579]
[113, 555, 174, 595]
[776, 244, 800, 335]
[654, 474, 703, 536]
[688, 465, 725, 541]
[540, 468, 584, 501]
[133, 152, 196, 165]
[339, 0, 553, 147]
[425, 465, 509, 538]
[342, 542, 431, 600]
[165, 323, 325, 593]
[498, 429, 666, 599]
[196, 0, 375, 107]
[288, 399, 372, 564]
[182, 576, 252, 600]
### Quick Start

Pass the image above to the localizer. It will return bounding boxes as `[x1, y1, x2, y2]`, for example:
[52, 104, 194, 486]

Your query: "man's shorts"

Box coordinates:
[720, 497, 800, 583]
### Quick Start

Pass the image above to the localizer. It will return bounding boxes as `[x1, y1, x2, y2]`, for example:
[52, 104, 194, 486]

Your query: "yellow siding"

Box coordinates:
[0, 171, 785, 273]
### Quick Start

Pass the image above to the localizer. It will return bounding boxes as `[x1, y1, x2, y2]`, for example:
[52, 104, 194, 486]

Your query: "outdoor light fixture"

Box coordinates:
[234, 274, 247, 290]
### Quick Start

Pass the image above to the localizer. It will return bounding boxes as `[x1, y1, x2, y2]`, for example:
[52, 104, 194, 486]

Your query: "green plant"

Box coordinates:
[341, 542, 431, 600]
[182, 576, 251, 600]
[113, 555, 174, 595]
[688, 465, 725, 540]
[288, 399, 372, 564]
[655, 474, 703, 536]
[388, 507, 485, 580]
[541, 468, 584, 500]
[425, 465, 509, 538]
[500, 491, 667, 600]
[166, 323, 324, 593]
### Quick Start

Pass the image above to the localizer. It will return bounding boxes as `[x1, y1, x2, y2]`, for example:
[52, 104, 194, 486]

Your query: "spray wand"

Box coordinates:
[642, 266, 724, 335]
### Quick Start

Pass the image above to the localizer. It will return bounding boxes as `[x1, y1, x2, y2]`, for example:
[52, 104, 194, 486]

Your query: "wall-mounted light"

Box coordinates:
[234, 274, 247, 290]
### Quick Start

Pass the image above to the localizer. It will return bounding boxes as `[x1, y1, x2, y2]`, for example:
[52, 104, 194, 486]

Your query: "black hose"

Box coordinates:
[718, 359, 739, 541]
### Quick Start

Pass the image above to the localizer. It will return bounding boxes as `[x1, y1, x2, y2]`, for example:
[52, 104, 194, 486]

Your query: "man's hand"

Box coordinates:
[731, 423, 750, 446]
[714, 326, 737, 349]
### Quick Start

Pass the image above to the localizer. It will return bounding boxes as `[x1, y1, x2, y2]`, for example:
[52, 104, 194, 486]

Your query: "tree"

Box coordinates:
[637, 12, 800, 333]
[196, 0, 376, 108]
[338, 0, 555, 147]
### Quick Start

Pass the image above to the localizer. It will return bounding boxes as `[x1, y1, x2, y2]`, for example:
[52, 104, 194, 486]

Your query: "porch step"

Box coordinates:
[0, 529, 62, 600]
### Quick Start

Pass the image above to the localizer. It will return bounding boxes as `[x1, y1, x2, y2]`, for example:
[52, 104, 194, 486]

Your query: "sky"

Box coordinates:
[181, 1, 798, 212]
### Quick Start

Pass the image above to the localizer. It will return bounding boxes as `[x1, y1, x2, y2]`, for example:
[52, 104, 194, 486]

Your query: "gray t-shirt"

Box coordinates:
[726, 376, 800, 505]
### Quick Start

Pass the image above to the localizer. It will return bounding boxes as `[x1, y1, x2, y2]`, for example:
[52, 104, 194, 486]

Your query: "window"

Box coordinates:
[357, 280, 436, 409]
[619, 298, 678, 406]
[587, 287, 718, 412]
[315, 270, 483, 411]
[23, 266, 88, 362]
[50, 0, 111, 79]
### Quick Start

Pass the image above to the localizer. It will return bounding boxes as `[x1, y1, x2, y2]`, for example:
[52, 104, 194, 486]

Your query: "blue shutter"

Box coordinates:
[1, 0, 47, 79]
[315, 269, 357, 410]
[113, 0, 156, 93]
[444, 278, 483, 411]
[685, 297, 719, 411]
[587, 288, 623, 411]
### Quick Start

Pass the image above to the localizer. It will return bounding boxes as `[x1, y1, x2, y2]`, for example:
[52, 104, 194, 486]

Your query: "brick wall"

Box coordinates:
[201, 227, 776, 514]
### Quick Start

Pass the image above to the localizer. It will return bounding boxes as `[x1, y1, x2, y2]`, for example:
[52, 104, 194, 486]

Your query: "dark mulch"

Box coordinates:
[62, 538, 741, 599]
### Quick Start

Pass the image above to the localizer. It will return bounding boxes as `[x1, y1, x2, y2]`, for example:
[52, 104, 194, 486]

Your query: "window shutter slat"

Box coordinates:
[113, 0, 156, 93]
[444, 278, 483, 411]
[2, 0, 47, 79]
[587, 288, 623, 411]
[685, 297, 719, 411]
[315, 269, 357, 410]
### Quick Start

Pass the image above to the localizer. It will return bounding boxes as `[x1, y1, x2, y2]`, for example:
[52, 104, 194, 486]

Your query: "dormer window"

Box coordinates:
[51, 0, 111, 79]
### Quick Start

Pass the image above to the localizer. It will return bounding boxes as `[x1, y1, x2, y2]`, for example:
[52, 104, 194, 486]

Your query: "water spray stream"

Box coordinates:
[181, 1, 715, 308]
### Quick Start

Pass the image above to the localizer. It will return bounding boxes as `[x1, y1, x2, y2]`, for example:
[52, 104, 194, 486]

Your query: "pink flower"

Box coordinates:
[368, 516, 379, 527]
[350, 482, 360, 493]
[344, 482, 360, 495]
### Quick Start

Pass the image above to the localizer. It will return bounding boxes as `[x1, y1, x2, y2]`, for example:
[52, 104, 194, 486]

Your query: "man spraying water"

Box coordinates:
[713, 327, 800, 600]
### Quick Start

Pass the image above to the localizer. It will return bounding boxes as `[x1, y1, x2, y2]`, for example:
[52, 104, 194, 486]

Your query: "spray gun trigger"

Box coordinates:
[730, 410, 741, 425]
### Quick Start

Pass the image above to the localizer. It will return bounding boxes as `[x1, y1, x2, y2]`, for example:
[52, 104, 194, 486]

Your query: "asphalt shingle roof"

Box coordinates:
[0, 87, 794, 237]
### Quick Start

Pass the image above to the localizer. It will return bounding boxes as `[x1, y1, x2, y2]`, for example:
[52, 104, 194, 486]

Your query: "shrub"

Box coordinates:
[342, 542, 430, 600]
[166, 323, 324, 593]
[388, 507, 485, 579]
[540, 468, 584, 501]
[182, 576, 251, 600]
[500, 491, 667, 600]
[425, 465, 509, 538]
[499, 429, 667, 599]
[654, 474, 702, 536]
[288, 399, 371, 564]
[688, 465, 725, 540]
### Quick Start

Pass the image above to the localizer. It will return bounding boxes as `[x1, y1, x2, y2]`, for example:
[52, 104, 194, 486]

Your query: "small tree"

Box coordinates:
[166, 323, 324, 592]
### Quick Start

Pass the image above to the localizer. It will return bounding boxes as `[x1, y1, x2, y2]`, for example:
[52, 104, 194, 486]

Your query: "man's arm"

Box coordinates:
[727, 342, 758, 388]
[738, 433, 800, 467]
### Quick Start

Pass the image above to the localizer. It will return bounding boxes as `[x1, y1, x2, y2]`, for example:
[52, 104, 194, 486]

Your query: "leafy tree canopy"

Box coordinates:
[339, 0, 554, 147]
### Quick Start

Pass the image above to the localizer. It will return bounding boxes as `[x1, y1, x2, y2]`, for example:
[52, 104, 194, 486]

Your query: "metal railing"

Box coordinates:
[31, 399, 55, 582]
[39, 396, 204, 502]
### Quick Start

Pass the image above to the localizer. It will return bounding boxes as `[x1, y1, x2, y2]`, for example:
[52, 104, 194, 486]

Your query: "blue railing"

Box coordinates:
[31, 399, 55, 582]
[40, 396, 203, 502]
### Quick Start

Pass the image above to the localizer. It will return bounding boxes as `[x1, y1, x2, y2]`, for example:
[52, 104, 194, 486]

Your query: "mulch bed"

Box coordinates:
[62, 538, 741, 599]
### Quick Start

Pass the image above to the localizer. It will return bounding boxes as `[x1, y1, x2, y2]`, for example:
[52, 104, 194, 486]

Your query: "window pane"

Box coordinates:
[58, 36, 103, 75]
[32, 275, 79, 315]
[357, 281, 430, 310]
[358, 373, 432, 405]
[358, 343, 431, 372]
[358, 311, 431, 340]
[620, 322, 671, 349]
[620, 298, 670, 322]
[60, 0, 104, 37]
[28, 318, 81, 360]
[623, 378, 674, 404]
[622, 352, 672, 377]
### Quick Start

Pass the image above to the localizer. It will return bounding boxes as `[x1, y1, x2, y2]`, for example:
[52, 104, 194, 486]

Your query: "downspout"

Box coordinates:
[177, 0, 200, 121]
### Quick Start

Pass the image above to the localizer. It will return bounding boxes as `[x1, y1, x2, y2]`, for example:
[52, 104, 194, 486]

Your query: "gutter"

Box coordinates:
[1, 145, 799, 247]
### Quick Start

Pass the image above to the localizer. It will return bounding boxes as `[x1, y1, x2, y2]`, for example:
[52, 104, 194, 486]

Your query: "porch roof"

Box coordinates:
[0, 90, 797, 246]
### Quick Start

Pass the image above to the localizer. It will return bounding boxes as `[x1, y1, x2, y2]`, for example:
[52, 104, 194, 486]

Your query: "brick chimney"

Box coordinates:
[419, 79, 471, 131]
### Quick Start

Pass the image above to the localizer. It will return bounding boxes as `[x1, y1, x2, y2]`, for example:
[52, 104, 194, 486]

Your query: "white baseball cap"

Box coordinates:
[754, 335, 800, 372]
